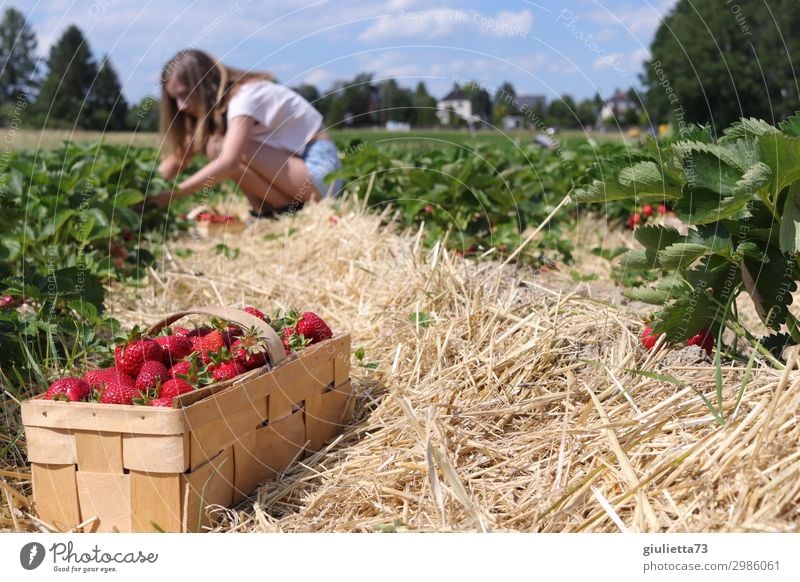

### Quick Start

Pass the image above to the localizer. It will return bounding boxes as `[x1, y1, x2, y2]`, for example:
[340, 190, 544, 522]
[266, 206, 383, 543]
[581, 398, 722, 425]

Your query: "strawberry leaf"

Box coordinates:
[741, 245, 797, 330]
[779, 184, 800, 254]
[634, 224, 683, 253]
[618, 249, 660, 271]
[758, 133, 800, 195]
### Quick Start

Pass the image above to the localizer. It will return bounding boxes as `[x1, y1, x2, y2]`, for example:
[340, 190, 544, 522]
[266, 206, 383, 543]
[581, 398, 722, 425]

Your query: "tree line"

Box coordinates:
[4, 1, 795, 133]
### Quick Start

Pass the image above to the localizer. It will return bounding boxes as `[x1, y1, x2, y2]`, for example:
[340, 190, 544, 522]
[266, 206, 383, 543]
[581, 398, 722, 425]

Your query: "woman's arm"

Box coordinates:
[151, 117, 253, 207]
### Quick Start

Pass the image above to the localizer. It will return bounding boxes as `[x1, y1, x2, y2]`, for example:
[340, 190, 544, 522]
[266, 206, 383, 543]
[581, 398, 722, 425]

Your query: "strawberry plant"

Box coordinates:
[572, 115, 800, 357]
[328, 138, 633, 266]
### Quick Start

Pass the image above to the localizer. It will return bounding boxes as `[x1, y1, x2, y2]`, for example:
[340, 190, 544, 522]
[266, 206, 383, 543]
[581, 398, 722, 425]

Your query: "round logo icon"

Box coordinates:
[20, 542, 46, 570]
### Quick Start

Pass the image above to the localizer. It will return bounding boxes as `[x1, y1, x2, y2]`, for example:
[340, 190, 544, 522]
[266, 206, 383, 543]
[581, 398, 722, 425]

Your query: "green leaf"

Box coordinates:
[758, 133, 800, 194]
[618, 161, 683, 198]
[623, 286, 673, 304]
[779, 113, 800, 137]
[779, 184, 800, 254]
[658, 243, 713, 270]
[673, 186, 752, 225]
[722, 118, 778, 141]
[634, 225, 683, 253]
[409, 312, 432, 327]
[617, 249, 660, 271]
[740, 245, 797, 330]
[114, 188, 144, 206]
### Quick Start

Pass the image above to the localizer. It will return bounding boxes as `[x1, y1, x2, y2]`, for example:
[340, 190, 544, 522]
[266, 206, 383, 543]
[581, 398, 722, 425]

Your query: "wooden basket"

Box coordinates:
[21, 306, 352, 533]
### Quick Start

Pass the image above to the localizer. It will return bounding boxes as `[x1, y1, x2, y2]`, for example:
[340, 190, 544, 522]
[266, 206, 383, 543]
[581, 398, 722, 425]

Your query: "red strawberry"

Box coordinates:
[186, 326, 213, 338]
[0, 295, 15, 309]
[45, 377, 91, 402]
[295, 312, 332, 344]
[190, 329, 225, 364]
[168, 356, 209, 387]
[658, 203, 668, 215]
[84, 368, 134, 390]
[627, 213, 642, 229]
[150, 397, 174, 407]
[135, 360, 169, 394]
[641, 326, 661, 351]
[159, 378, 193, 399]
[687, 328, 715, 356]
[211, 360, 245, 382]
[243, 306, 268, 322]
[230, 328, 269, 370]
[642, 204, 654, 217]
[115, 339, 162, 376]
[99, 375, 140, 405]
[155, 334, 193, 364]
[172, 326, 191, 336]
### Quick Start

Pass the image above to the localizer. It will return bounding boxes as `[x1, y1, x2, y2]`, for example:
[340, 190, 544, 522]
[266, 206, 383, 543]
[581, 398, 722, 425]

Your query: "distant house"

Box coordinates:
[600, 89, 637, 121]
[436, 85, 474, 125]
[502, 95, 546, 129]
[516, 94, 546, 113]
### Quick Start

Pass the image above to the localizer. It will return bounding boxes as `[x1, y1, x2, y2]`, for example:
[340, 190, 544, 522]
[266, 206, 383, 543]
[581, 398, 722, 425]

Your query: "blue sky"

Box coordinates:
[8, 0, 678, 104]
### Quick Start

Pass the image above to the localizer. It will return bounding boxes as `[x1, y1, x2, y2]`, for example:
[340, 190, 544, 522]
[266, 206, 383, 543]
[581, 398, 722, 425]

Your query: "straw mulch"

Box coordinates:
[3, 198, 799, 532]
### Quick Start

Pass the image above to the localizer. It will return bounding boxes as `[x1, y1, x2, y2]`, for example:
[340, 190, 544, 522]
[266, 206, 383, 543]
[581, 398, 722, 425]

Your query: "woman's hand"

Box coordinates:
[149, 190, 174, 209]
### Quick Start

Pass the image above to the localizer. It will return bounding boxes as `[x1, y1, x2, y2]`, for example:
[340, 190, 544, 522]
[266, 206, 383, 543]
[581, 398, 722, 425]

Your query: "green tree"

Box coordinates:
[492, 81, 518, 125]
[379, 78, 413, 123]
[462, 80, 491, 122]
[411, 81, 437, 127]
[34, 24, 98, 129]
[547, 95, 577, 128]
[575, 98, 597, 128]
[0, 7, 39, 103]
[643, 0, 800, 130]
[125, 96, 158, 132]
[89, 55, 128, 130]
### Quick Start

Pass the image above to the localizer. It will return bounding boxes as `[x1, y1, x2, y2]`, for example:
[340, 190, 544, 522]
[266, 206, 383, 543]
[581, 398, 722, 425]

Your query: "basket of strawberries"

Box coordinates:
[21, 306, 351, 532]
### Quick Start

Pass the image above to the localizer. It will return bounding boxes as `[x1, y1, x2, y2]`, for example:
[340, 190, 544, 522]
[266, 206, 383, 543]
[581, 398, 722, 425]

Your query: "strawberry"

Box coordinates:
[231, 328, 268, 370]
[295, 312, 332, 344]
[627, 213, 642, 229]
[0, 295, 15, 309]
[45, 377, 91, 402]
[155, 334, 193, 364]
[84, 368, 135, 390]
[168, 355, 209, 386]
[687, 328, 715, 356]
[99, 375, 140, 405]
[135, 360, 169, 394]
[642, 204, 654, 217]
[243, 306, 268, 322]
[172, 326, 191, 336]
[190, 329, 225, 364]
[115, 337, 162, 376]
[658, 203, 668, 215]
[641, 326, 661, 351]
[211, 360, 245, 382]
[159, 378, 193, 399]
[186, 326, 213, 338]
[150, 397, 174, 407]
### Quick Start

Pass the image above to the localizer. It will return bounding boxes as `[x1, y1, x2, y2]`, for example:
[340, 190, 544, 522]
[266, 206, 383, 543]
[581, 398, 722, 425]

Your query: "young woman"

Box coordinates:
[151, 49, 342, 215]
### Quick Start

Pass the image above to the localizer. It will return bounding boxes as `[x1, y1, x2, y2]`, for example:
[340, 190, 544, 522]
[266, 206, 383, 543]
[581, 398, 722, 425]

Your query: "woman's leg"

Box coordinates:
[234, 141, 321, 212]
[233, 162, 295, 214]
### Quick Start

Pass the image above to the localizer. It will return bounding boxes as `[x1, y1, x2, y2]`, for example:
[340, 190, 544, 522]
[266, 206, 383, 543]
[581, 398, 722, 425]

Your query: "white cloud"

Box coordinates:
[358, 8, 533, 42]
[584, 0, 678, 39]
[591, 47, 650, 75]
[303, 68, 336, 87]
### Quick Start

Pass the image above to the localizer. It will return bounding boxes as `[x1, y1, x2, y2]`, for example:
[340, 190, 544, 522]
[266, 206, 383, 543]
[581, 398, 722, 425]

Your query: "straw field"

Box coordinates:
[2, 196, 799, 533]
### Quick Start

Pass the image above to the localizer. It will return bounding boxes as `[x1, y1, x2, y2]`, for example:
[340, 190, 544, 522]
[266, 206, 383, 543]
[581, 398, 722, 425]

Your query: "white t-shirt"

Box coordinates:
[226, 80, 323, 155]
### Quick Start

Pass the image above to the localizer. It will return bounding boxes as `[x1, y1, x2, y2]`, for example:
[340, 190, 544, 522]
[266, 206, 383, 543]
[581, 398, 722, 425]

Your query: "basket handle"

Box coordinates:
[146, 306, 286, 366]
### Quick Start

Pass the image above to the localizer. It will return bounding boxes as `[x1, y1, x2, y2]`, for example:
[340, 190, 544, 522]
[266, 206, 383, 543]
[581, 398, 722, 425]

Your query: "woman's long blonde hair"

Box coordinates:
[159, 49, 274, 158]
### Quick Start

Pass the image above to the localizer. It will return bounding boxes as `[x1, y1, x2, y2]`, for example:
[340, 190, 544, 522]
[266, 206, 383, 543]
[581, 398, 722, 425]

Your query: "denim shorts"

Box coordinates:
[302, 139, 343, 197]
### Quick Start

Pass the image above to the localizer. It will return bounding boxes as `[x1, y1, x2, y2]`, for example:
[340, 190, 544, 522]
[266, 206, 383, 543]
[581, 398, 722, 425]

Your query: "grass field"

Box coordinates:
[1, 127, 628, 154]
